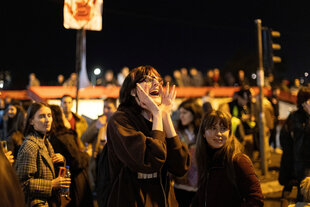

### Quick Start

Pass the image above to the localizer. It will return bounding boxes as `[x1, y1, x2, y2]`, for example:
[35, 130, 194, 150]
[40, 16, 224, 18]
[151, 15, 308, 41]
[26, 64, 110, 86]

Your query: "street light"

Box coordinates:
[91, 67, 102, 86]
[94, 68, 101, 76]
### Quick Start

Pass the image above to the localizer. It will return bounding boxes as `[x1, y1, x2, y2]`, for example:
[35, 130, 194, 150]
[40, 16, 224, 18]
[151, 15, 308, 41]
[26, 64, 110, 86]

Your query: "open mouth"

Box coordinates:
[149, 90, 159, 96]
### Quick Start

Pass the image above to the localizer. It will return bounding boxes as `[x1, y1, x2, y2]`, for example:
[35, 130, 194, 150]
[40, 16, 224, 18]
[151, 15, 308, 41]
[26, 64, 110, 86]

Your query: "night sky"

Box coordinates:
[2, 0, 310, 89]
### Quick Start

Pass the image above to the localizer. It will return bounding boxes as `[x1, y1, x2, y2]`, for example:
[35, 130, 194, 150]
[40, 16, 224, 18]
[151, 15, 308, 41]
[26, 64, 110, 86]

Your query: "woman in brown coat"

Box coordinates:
[105, 65, 190, 207]
[193, 110, 263, 207]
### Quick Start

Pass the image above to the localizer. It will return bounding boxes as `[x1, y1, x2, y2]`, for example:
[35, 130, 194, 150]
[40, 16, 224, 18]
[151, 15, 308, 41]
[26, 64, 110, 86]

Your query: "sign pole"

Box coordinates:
[255, 19, 268, 176]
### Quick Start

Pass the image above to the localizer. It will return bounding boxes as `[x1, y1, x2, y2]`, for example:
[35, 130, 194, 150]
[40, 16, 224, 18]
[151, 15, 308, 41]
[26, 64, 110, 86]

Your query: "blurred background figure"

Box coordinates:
[0, 149, 25, 207]
[224, 71, 235, 86]
[173, 69, 183, 86]
[102, 69, 119, 87]
[163, 74, 175, 86]
[49, 105, 94, 207]
[204, 69, 214, 86]
[174, 98, 203, 207]
[117, 66, 130, 86]
[267, 86, 281, 151]
[290, 78, 302, 95]
[279, 86, 310, 202]
[180, 67, 191, 86]
[60, 95, 88, 150]
[212, 68, 223, 86]
[2, 103, 23, 138]
[236, 69, 249, 87]
[6, 104, 26, 159]
[56, 74, 65, 86]
[189, 67, 204, 87]
[28, 73, 40, 88]
[81, 98, 117, 191]
[64, 72, 77, 86]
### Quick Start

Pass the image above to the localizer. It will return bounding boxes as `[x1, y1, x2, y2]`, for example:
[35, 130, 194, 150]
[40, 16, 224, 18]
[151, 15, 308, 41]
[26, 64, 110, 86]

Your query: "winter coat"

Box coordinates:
[50, 130, 93, 207]
[16, 133, 56, 207]
[192, 153, 263, 207]
[279, 108, 310, 187]
[106, 105, 190, 207]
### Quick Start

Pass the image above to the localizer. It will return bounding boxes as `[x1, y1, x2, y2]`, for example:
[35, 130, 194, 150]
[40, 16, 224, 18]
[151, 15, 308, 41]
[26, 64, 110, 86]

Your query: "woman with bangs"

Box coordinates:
[192, 110, 263, 207]
[105, 65, 190, 207]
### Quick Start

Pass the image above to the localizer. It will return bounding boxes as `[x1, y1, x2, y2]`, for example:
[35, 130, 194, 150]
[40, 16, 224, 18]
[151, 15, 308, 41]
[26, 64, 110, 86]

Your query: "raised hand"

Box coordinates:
[160, 82, 176, 114]
[136, 83, 160, 115]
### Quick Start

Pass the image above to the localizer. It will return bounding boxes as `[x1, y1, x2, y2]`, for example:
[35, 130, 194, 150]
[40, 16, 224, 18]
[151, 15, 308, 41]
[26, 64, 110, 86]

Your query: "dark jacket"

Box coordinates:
[192, 153, 263, 207]
[279, 108, 310, 187]
[50, 130, 93, 207]
[106, 106, 190, 207]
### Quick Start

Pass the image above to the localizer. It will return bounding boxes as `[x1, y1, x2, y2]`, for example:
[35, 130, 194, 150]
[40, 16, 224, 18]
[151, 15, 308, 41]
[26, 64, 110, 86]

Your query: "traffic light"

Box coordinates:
[262, 27, 281, 72]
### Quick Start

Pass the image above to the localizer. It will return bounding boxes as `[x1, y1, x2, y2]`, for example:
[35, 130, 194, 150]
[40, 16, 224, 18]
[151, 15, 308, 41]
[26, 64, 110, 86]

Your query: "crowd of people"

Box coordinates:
[0, 64, 310, 206]
[27, 66, 309, 95]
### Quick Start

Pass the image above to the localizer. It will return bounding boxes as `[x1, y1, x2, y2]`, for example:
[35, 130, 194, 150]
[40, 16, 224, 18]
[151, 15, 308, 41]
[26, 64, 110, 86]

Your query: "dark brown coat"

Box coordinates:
[106, 106, 190, 207]
[192, 153, 263, 207]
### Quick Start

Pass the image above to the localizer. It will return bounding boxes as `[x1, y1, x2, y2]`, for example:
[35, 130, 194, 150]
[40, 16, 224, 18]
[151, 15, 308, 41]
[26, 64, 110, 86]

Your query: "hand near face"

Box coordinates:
[136, 83, 160, 115]
[52, 153, 65, 163]
[160, 82, 176, 114]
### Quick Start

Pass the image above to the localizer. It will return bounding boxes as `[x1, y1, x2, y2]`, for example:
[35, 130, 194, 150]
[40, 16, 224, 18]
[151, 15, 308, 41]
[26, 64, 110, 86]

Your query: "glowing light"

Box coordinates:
[94, 68, 101, 76]
[251, 73, 257, 79]
[305, 72, 309, 77]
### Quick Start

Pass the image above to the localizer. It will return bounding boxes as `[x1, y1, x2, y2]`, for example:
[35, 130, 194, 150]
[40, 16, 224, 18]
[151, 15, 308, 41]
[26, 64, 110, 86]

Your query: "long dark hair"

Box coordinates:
[24, 102, 51, 136]
[50, 104, 68, 135]
[177, 98, 203, 135]
[118, 65, 162, 113]
[7, 105, 26, 136]
[195, 110, 243, 187]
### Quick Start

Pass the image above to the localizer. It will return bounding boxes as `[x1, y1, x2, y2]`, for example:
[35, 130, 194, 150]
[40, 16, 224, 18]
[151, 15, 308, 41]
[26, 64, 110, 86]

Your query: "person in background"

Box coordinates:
[174, 98, 203, 207]
[117, 66, 130, 86]
[56, 74, 65, 86]
[49, 105, 94, 207]
[173, 69, 184, 87]
[189, 67, 204, 87]
[213, 68, 223, 87]
[180, 67, 191, 86]
[0, 149, 25, 207]
[204, 69, 214, 86]
[60, 94, 88, 151]
[279, 86, 310, 202]
[267, 86, 281, 151]
[63, 73, 77, 87]
[81, 97, 117, 191]
[6, 104, 26, 159]
[236, 69, 249, 87]
[105, 65, 190, 206]
[16, 102, 71, 207]
[192, 110, 263, 206]
[3, 103, 24, 138]
[102, 70, 119, 87]
[28, 73, 40, 88]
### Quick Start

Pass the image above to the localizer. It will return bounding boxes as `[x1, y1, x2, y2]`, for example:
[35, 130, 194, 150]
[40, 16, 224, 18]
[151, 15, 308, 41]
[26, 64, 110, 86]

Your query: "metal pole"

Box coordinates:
[75, 29, 86, 113]
[255, 19, 268, 176]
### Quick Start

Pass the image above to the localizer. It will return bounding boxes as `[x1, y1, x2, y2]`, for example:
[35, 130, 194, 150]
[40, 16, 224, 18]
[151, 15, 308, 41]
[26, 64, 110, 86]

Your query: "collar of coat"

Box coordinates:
[26, 134, 56, 177]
